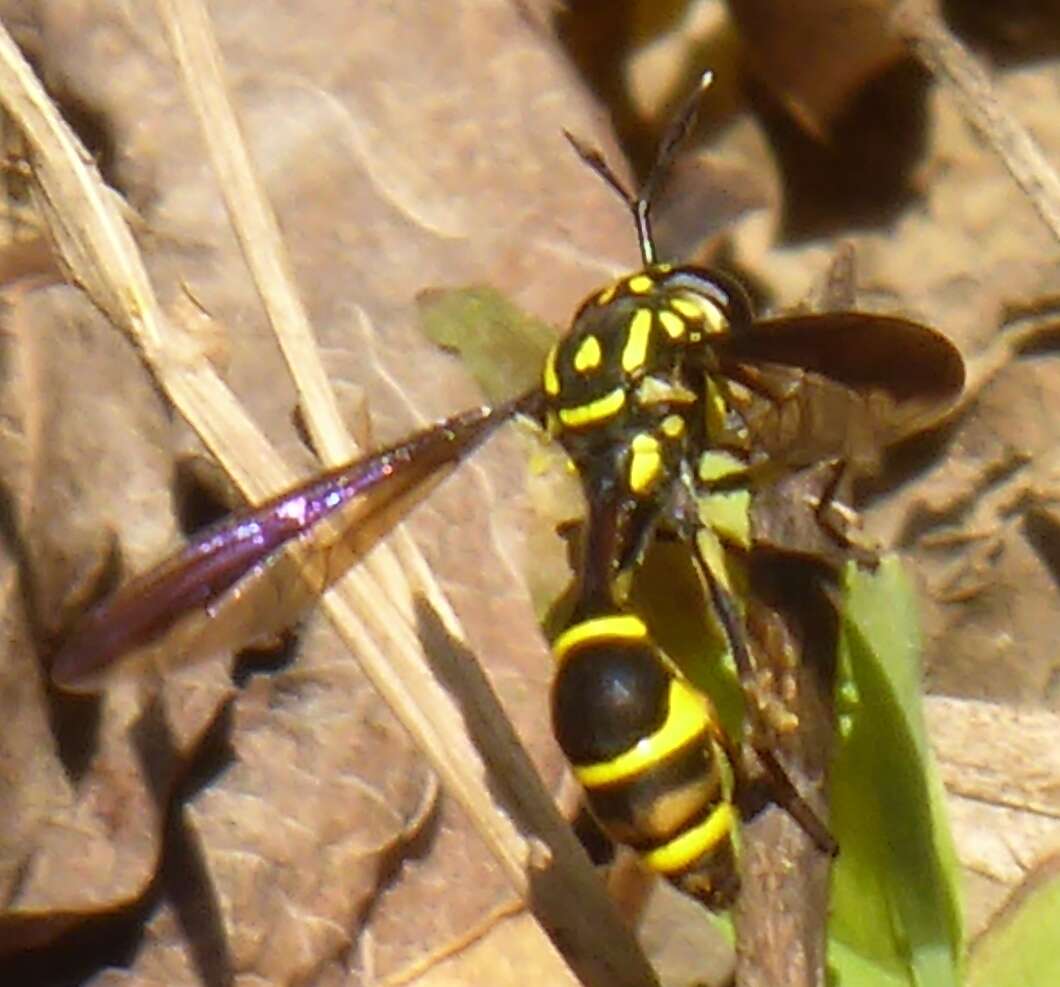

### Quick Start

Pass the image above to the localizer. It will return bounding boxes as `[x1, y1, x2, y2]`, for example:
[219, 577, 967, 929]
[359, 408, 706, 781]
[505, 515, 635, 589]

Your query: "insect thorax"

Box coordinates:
[542, 264, 752, 503]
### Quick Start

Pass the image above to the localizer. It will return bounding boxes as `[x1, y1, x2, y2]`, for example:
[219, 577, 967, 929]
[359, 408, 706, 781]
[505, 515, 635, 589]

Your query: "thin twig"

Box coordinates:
[155, 0, 474, 650]
[894, 0, 1060, 245]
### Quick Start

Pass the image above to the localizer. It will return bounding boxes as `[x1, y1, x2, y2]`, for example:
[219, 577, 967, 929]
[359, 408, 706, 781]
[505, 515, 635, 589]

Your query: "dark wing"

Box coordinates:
[714, 312, 965, 474]
[52, 397, 531, 692]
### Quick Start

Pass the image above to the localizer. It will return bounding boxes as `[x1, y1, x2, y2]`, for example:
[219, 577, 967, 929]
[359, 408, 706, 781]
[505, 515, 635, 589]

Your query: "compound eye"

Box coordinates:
[664, 267, 754, 337]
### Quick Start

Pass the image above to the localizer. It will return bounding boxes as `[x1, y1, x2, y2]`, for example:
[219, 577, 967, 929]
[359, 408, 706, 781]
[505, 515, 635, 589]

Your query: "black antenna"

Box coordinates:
[564, 71, 714, 267]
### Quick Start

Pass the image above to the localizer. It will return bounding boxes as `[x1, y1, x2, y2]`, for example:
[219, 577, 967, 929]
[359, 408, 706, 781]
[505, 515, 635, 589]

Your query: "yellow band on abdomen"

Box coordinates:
[573, 678, 712, 788]
[642, 802, 735, 875]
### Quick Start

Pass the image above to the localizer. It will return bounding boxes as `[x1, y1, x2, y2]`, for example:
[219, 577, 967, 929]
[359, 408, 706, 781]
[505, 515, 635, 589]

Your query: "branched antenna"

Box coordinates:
[565, 71, 714, 268]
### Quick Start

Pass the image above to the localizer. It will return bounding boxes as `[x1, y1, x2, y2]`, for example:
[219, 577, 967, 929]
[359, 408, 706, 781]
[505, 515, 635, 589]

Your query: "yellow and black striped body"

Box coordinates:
[543, 264, 753, 509]
[551, 612, 739, 906]
[542, 264, 758, 905]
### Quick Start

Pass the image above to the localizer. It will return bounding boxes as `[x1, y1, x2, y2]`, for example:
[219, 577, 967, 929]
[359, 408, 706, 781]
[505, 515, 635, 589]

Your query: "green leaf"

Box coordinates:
[629, 539, 744, 737]
[830, 937, 911, 987]
[417, 285, 555, 404]
[828, 558, 964, 987]
[967, 857, 1060, 987]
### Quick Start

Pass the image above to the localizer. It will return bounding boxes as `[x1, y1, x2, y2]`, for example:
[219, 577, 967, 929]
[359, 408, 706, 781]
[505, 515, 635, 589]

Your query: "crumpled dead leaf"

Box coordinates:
[729, 0, 906, 136]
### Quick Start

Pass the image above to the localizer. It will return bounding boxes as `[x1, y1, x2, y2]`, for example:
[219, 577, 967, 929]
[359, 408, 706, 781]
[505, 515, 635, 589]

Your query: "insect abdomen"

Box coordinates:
[551, 614, 739, 906]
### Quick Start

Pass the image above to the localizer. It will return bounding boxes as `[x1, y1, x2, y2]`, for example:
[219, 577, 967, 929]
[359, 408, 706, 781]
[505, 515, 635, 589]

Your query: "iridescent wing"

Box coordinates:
[52, 397, 531, 692]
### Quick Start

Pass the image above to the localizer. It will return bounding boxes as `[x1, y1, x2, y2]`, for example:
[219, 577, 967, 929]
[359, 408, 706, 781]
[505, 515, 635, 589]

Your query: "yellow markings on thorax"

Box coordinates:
[628, 432, 663, 496]
[703, 376, 730, 439]
[621, 308, 653, 374]
[573, 334, 603, 373]
[557, 386, 626, 429]
[703, 376, 750, 448]
[636, 376, 696, 408]
[670, 297, 702, 321]
[552, 613, 649, 667]
[672, 293, 729, 336]
[544, 344, 560, 396]
[660, 414, 685, 439]
[699, 490, 752, 550]
[643, 802, 736, 875]
[595, 282, 618, 306]
[698, 450, 747, 483]
[627, 274, 654, 295]
[657, 309, 686, 340]
[574, 678, 712, 788]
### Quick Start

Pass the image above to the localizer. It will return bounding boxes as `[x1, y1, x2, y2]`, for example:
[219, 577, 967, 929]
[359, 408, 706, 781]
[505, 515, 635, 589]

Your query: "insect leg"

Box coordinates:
[747, 460, 879, 570]
[690, 527, 837, 857]
[808, 460, 879, 568]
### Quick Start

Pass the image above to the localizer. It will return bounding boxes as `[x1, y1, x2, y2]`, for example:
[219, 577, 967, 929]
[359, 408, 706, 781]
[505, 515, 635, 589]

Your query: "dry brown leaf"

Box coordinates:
[0, 278, 236, 948]
[729, 0, 907, 135]
[927, 696, 1060, 935]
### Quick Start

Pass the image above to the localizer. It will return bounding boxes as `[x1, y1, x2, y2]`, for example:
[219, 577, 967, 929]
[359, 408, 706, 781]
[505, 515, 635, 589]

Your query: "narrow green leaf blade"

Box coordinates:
[829, 558, 964, 987]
